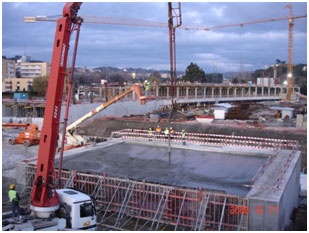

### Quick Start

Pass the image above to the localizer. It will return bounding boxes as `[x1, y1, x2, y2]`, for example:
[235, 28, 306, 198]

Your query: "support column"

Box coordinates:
[99, 87, 102, 97]
[261, 87, 264, 96]
[212, 88, 214, 98]
[176, 87, 180, 99]
[119, 86, 123, 94]
[234, 88, 237, 97]
[280, 87, 283, 96]
[112, 87, 115, 97]
[167, 87, 170, 98]
[195, 88, 198, 99]
[156, 87, 159, 97]
[241, 88, 244, 97]
[186, 87, 189, 99]
[249, 87, 251, 97]
[227, 88, 230, 97]
[268, 87, 270, 96]
[203, 88, 206, 98]
[219, 87, 222, 98]
[32, 105, 38, 117]
[255, 86, 258, 96]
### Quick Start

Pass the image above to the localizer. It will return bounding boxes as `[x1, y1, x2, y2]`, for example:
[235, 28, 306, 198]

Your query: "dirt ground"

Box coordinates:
[78, 118, 307, 173]
[2, 128, 39, 213]
[2, 128, 39, 177]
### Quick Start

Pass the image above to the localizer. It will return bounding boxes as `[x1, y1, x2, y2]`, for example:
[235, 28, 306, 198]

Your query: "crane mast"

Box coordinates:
[285, 3, 294, 102]
[30, 2, 82, 213]
[168, 2, 182, 105]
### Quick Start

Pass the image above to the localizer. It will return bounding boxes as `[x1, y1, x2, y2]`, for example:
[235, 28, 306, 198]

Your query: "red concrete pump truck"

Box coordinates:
[10, 2, 97, 230]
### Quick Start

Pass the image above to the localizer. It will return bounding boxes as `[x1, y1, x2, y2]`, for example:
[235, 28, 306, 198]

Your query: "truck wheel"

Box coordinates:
[8, 139, 15, 145]
[24, 140, 31, 147]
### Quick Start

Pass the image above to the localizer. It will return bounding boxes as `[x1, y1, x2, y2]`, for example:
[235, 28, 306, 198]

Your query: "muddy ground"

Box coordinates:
[78, 118, 307, 173]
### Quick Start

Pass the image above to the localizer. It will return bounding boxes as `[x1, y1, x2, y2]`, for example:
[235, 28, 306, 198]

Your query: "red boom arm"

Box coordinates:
[31, 2, 82, 208]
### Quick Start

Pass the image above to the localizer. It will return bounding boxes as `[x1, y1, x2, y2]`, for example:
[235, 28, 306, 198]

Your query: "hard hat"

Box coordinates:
[144, 80, 148, 83]
[149, 128, 151, 130]
[182, 130, 185, 132]
[10, 184, 15, 190]
[170, 127, 172, 129]
[157, 126, 160, 127]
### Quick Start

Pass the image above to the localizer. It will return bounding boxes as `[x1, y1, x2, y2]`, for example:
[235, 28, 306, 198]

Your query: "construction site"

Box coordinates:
[2, 2, 307, 231]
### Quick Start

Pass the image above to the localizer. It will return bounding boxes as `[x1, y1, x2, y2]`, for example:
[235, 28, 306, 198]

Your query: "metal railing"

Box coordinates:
[112, 129, 299, 150]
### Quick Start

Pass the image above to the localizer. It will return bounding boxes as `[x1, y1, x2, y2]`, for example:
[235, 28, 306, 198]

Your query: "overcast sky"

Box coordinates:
[2, 2, 307, 73]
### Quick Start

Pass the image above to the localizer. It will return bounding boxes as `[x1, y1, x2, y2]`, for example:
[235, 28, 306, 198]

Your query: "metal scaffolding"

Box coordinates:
[24, 163, 249, 231]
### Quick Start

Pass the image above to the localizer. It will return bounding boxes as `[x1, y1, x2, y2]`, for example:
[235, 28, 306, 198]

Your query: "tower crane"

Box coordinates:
[25, 14, 306, 31]
[285, 3, 295, 102]
[25, 10, 307, 103]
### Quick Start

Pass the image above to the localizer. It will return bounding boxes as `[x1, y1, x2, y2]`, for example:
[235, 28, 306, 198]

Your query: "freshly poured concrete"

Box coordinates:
[56, 143, 266, 196]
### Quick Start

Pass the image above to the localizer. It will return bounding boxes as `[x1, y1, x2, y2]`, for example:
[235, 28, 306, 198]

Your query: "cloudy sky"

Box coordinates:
[2, 2, 307, 73]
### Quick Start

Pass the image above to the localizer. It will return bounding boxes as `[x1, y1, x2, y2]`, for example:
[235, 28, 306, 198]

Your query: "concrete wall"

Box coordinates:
[277, 151, 301, 230]
[2, 104, 13, 117]
[248, 199, 279, 231]
[247, 151, 301, 230]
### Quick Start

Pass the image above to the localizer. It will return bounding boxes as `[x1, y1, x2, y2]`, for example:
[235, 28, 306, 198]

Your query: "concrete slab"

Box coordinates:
[55, 142, 266, 196]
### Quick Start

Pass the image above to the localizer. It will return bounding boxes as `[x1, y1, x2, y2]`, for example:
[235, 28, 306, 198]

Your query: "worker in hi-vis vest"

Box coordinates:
[164, 127, 169, 139]
[148, 128, 153, 141]
[182, 130, 186, 145]
[144, 80, 151, 96]
[8, 184, 21, 220]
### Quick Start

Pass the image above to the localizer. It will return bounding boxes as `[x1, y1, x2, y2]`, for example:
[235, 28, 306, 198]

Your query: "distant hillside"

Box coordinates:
[93, 66, 184, 75]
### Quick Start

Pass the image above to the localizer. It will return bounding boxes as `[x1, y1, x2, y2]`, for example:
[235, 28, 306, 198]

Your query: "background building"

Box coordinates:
[2, 59, 16, 79]
[18, 62, 49, 78]
[2, 78, 33, 92]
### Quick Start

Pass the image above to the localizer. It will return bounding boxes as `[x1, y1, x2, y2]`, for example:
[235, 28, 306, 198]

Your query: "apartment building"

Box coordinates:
[2, 59, 16, 79]
[18, 62, 49, 78]
[2, 78, 33, 92]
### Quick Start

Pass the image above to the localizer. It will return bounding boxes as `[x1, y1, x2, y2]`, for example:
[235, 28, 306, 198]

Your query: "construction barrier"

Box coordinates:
[24, 163, 248, 231]
[111, 129, 299, 150]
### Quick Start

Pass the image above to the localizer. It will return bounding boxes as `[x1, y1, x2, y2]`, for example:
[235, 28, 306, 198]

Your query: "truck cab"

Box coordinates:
[57, 189, 96, 230]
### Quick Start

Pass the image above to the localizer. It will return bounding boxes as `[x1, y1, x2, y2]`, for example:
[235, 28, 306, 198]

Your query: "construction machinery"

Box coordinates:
[3, 2, 96, 231]
[64, 84, 154, 147]
[3, 123, 40, 147]
[26, 6, 306, 104]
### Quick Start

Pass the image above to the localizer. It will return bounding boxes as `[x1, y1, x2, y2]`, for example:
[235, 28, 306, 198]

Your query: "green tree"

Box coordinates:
[300, 83, 307, 95]
[182, 63, 206, 83]
[232, 77, 239, 84]
[32, 76, 49, 96]
[108, 74, 124, 82]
